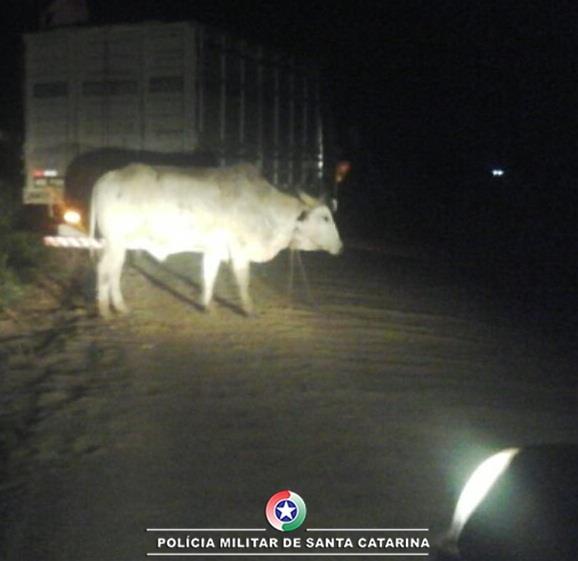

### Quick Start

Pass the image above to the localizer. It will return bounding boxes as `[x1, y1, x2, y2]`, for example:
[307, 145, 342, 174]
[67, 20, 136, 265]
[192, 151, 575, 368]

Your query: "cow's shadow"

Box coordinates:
[129, 252, 248, 316]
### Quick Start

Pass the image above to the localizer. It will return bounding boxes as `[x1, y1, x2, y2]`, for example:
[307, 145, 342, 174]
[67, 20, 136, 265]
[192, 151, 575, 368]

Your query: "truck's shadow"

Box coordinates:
[65, 148, 219, 212]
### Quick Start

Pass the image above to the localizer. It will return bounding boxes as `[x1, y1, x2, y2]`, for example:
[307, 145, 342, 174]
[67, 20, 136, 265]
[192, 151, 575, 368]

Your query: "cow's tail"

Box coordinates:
[89, 179, 98, 261]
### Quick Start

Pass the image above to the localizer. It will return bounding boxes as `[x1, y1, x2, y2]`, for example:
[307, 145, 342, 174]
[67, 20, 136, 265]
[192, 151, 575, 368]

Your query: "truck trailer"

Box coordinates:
[23, 20, 333, 231]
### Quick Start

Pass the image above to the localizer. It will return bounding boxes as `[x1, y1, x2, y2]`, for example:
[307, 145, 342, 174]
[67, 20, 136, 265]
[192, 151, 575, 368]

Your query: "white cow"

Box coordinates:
[90, 163, 342, 317]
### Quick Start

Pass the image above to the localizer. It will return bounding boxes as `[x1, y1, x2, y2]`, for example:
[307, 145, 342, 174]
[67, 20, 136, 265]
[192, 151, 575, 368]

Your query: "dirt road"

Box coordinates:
[1, 245, 576, 560]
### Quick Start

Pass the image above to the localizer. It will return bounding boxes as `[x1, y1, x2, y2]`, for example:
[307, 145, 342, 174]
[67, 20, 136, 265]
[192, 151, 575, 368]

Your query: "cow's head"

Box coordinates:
[292, 191, 343, 255]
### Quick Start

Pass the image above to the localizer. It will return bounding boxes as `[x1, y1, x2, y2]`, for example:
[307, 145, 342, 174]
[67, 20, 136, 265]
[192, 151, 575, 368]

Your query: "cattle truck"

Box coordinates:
[23, 20, 334, 236]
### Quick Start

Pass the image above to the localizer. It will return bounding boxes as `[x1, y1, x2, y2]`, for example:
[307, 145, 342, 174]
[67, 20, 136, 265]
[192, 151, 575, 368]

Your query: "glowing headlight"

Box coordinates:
[447, 448, 520, 542]
[63, 209, 82, 226]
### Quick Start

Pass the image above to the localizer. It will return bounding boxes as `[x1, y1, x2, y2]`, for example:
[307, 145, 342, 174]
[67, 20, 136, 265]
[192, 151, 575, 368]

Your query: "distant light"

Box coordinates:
[63, 209, 82, 226]
[448, 448, 520, 541]
[491, 169, 505, 177]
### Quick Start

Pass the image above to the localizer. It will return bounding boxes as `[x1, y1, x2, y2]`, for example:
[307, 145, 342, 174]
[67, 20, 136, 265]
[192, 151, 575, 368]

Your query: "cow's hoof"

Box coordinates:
[98, 303, 112, 319]
[241, 307, 255, 318]
[201, 303, 214, 314]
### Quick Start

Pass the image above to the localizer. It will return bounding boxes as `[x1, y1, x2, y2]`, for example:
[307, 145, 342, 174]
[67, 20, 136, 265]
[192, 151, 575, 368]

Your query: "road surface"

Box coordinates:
[1, 244, 576, 560]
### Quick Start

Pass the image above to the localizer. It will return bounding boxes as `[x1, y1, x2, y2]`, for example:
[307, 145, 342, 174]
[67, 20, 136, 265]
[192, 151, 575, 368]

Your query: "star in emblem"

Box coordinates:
[276, 500, 297, 521]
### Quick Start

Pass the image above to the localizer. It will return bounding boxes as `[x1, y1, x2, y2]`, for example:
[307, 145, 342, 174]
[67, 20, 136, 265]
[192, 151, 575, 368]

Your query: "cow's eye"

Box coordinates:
[323, 216, 330, 222]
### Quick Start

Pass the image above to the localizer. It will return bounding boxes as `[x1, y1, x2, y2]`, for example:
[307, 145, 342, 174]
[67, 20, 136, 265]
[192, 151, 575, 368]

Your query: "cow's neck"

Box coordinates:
[266, 197, 305, 259]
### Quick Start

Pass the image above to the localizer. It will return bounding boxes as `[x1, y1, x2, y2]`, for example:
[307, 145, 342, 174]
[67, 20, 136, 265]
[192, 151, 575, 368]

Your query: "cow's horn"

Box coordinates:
[297, 189, 320, 208]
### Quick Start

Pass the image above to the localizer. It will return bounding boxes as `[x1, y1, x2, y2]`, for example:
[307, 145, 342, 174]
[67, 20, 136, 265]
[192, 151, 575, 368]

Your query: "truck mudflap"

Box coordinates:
[43, 223, 103, 249]
[43, 236, 103, 249]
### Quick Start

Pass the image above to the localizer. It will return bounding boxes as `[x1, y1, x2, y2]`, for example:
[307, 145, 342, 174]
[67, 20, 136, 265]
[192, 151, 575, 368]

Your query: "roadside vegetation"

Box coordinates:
[0, 186, 48, 313]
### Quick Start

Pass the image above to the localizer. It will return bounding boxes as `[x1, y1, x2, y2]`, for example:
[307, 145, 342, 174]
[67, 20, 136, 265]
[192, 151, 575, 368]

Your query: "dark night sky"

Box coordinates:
[3, 1, 578, 201]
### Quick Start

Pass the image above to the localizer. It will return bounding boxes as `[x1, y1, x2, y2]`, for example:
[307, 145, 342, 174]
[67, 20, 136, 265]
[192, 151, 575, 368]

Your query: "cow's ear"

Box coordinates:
[297, 209, 309, 222]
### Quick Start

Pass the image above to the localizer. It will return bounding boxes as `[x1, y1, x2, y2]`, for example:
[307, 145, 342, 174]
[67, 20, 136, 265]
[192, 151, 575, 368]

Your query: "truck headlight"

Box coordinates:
[63, 209, 82, 226]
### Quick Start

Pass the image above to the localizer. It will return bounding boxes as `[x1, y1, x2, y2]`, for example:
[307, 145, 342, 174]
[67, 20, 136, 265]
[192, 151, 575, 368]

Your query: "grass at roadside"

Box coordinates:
[0, 191, 63, 314]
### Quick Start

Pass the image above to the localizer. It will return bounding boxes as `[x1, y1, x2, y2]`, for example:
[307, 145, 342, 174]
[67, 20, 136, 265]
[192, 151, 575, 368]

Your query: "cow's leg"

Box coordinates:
[231, 255, 253, 315]
[96, 248, 113, 318]
[109, 246, 128, 314]
[201, 252, 221, 311]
